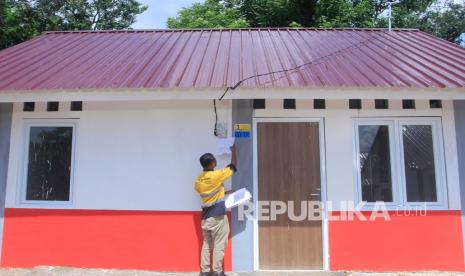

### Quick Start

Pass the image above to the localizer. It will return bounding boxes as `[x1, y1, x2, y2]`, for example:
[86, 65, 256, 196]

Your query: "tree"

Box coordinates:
[166, 0, 249, 29]
[0, 0, 147, 50]
[0, 1, 5, 39]
[167, 0, 464, 45]
[31, 0, 148, 31]
[417, 2, 465, 43]
[168, 0, 439, 29]
[315, 0, 356, 27]
[167, 0, 318, 28]
[372, 1, 465, 43]
[0, 0, 39, 49]
[384, 0, 436, 28]
[316, 0, 437, 28]
[234, 0, 318, 27]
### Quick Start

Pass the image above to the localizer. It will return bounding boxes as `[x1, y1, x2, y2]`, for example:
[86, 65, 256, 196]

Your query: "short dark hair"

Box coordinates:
[200, 153, 215, 169]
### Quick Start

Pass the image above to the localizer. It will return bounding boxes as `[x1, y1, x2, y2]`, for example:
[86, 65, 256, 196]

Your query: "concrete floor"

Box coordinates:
[0, 267, 463, 276]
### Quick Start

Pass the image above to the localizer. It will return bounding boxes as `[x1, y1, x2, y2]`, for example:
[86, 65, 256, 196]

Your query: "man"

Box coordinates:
[194, 144, 237, 276]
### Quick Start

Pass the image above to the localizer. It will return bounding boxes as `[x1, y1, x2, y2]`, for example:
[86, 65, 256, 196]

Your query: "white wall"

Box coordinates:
[5, 100, 232, 211]
[5, 98, 462, 211]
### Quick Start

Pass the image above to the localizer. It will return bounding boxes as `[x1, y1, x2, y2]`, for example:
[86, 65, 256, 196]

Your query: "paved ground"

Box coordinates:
[0, 267, 463, 276]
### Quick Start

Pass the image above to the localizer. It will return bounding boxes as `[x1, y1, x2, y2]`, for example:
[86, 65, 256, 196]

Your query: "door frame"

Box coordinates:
[252, 117, 329, 271]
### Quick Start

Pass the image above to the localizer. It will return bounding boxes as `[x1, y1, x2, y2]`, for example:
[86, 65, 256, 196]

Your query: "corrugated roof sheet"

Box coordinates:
[0, 28, 464, 91]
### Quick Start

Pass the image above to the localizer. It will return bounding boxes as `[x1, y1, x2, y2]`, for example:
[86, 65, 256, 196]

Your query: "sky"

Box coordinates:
[132, 0, 200, 29]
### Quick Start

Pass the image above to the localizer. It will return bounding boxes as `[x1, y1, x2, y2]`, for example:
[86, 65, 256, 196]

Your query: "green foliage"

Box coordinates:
[31, 0, 148, 30]
[288, 21, 302, 27]
[418, 3, 465, 43]
[167, 0, 318, 28]
[89, 0, 148, 29]
[316, 0, 354, 27]
[374, 1, 465, 44]
[1, 0, 40, 49]
[235, 0, 318, 27]
[167, 0, 464, 45]
[2, 0, 463, 50]
[0, 0, 147, 50]
[166, 0, 249, 28]
[351, 0, 377, 28]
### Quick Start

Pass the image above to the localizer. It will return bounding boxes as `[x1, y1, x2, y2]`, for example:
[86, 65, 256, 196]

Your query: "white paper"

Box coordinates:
[216, 137, 235, 156]
[225, 188, 252, 209]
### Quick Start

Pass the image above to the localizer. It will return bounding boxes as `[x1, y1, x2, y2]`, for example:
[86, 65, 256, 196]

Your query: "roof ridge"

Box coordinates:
[42, 27, 420, 35]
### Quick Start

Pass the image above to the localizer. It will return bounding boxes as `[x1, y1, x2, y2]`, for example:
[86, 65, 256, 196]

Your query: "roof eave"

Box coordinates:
[0, 87, 464, 103]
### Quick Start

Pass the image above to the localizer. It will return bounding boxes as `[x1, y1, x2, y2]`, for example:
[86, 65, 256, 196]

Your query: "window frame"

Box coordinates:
[398, 119, 447, 207]
[354, 120, 399, 207]
[19, 119, 77, 206]
[354, 117, 448, 209]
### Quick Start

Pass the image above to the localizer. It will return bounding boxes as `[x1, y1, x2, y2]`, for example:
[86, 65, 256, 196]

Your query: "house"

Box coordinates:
[0, 28, 464, 272]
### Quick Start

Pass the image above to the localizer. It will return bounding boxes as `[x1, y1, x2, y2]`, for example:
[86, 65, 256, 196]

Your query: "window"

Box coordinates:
[358, 125, 393, 202]
[22, 122, 76, 202]
[401, 125, 437, 202]
[355, 118, 446, 207]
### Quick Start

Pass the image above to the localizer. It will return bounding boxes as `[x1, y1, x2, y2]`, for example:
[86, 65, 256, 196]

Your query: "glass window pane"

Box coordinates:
[26, 126, 73, 201]
[359, 125, 393, 202]
[402, 125, 437, 202]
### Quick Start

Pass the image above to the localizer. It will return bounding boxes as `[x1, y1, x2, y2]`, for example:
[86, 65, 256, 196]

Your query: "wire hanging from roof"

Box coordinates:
[213, 32, 385, 136]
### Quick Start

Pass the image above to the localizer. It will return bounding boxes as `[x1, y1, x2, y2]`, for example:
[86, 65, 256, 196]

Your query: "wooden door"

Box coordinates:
[257, 122, 323, 270]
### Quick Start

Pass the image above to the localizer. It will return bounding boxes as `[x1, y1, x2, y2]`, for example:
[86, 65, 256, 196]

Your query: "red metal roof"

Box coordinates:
[0, 28, 464, 91]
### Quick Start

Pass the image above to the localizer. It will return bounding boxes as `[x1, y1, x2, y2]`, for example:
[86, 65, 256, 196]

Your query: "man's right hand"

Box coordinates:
[230, 143, 237, 168]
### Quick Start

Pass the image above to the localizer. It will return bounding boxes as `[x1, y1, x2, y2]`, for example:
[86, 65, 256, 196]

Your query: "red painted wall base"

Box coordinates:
[329, 210, 465, 271]
[3, 208, 464, 272]
[1, 208, 232, 272]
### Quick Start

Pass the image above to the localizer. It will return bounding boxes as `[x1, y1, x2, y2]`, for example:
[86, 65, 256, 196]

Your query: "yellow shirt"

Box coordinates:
[194, 166, 235, 206]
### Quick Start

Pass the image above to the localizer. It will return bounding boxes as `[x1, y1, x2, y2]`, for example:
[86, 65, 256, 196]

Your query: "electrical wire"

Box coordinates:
[213, 99, 218, 136]
[213, 31, 383, 136]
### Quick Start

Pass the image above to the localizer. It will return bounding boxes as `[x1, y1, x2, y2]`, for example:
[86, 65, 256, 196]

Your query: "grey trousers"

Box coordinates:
[200, 215, 229, 273]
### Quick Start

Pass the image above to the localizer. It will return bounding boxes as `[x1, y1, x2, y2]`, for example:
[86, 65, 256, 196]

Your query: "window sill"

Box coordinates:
[18, 200, 74, 209]
[355, 201, 448, 211]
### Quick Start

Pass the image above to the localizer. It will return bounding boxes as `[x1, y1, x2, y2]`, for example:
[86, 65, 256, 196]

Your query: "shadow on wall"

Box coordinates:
[231, 99, 254, 240]
[0, 103, 13, 262]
